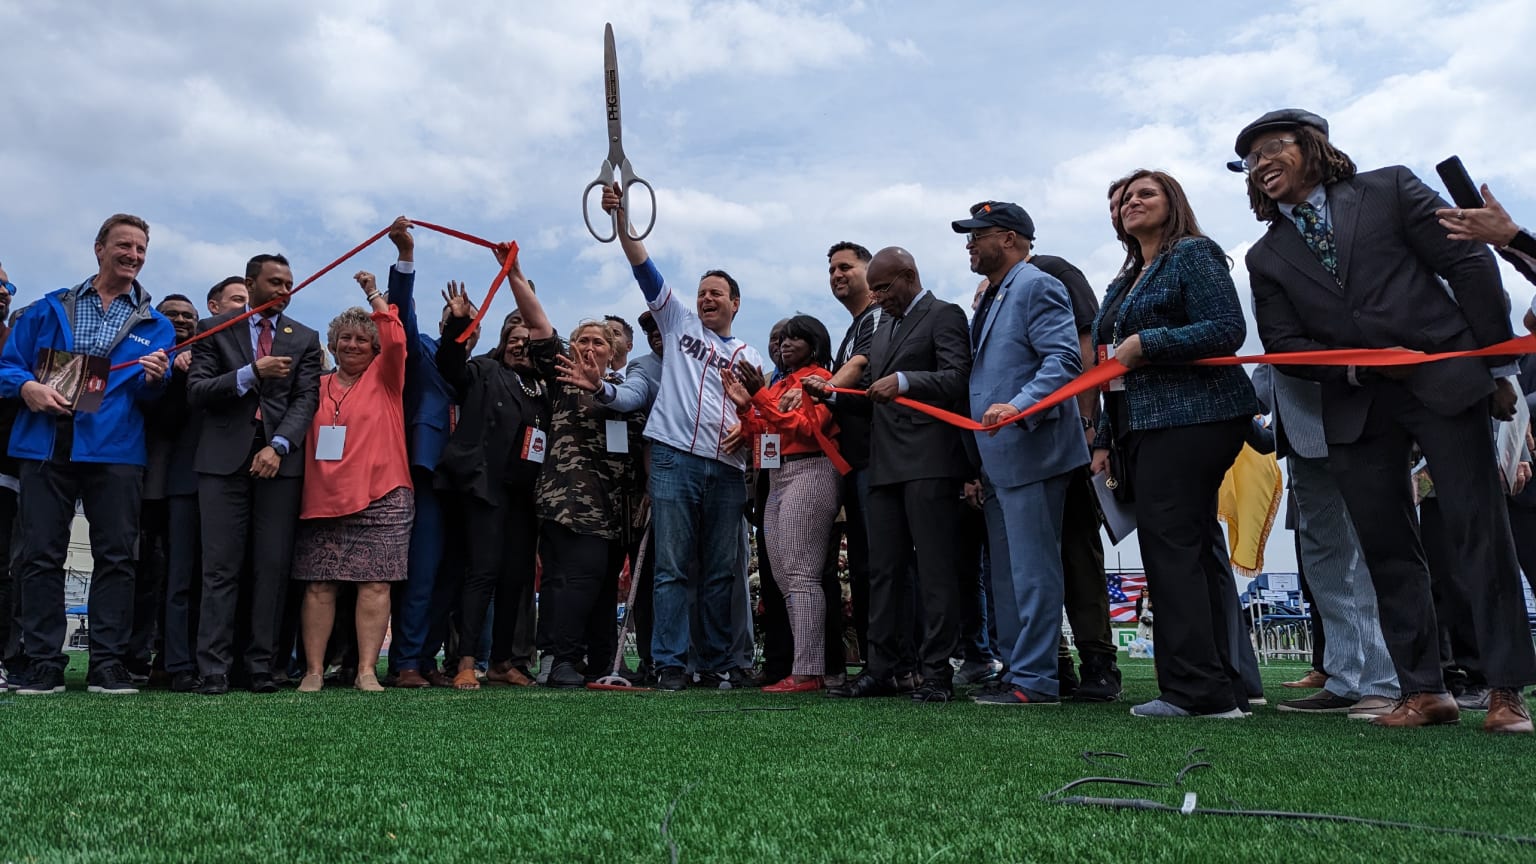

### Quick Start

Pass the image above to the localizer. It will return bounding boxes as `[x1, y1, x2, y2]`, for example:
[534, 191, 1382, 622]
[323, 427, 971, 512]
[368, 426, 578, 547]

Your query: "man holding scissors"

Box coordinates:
[597, 184, 763, 691]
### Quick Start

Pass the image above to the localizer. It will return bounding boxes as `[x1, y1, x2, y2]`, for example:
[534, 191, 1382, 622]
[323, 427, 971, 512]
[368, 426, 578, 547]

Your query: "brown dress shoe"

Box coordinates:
[394, 669, 431, 689]
[425, 669, 455, 688]
[1282, 670, 1329, 689]
[485, 663, 533, 687]
[1484, 688, 1533, 735]
[1370, 692, 1460, 728]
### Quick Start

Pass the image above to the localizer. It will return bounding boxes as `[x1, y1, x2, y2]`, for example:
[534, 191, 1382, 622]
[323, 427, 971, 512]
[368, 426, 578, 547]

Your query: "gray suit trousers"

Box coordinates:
[1289, 455, 1399, 699]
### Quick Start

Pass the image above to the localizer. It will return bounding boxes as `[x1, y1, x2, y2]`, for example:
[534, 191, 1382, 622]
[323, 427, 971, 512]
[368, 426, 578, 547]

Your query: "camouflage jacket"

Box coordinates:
[531, 337, 645, 540]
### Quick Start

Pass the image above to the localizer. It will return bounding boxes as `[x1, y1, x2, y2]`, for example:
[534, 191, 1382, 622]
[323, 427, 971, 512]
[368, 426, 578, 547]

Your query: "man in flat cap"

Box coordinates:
[1236, 108, 1534, 733]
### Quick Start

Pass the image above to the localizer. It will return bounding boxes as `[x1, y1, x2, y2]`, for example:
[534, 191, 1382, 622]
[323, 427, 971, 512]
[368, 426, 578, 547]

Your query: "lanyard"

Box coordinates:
[325, 372, 359, 424]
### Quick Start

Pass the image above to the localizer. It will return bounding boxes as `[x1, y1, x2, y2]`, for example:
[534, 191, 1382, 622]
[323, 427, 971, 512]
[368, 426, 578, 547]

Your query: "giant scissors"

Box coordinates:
[582, 23, 656, 243]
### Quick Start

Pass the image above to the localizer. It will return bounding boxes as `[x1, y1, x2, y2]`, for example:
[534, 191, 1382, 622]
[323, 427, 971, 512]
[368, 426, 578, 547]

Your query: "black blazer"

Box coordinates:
[187, 310, 323, 477]
[1247, 165, 1510, 444]
[143, 367, 201, 499]
[847, 292, 973, 486]
[434, 318, 551, 508]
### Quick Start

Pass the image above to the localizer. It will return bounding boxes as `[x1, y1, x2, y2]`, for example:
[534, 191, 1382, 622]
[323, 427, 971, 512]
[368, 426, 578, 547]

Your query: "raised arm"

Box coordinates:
[383, 216, 419, 360]
[436, 281, 476, 397]
[493, 243, 553, 341]
[601, 182, 649, 266]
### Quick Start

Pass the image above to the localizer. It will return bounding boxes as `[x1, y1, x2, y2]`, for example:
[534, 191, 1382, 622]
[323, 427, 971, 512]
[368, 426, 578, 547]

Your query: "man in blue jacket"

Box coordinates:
[952, 202, 1089, 706]
[2, 213, 175, 695]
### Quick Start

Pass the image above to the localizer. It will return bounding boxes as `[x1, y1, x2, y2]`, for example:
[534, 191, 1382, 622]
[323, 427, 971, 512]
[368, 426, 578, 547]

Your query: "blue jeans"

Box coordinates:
[649, 443, 746, 672]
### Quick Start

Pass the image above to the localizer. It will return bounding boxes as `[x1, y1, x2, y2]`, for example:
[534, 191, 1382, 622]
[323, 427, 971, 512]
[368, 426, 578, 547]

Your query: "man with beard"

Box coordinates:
[189, 253, 323, 695]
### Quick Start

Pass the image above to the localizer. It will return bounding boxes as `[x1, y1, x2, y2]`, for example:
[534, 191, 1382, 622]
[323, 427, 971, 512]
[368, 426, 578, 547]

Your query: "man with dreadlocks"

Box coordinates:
[1237, 108, 1535, 734]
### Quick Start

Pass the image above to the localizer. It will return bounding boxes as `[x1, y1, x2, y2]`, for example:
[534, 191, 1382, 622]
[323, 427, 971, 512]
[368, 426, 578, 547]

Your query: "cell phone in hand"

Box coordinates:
[1435, 156, 1484, 209]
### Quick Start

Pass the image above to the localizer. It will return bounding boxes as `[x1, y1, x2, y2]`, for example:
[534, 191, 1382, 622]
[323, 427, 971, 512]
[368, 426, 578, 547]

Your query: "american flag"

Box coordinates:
[1107, 572, 1147, 623]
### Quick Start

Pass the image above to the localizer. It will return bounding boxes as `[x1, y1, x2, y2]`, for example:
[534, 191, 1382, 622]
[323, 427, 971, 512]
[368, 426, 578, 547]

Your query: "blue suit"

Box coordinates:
[969, 259, 1089, 696]
[387, 263, 455, 673]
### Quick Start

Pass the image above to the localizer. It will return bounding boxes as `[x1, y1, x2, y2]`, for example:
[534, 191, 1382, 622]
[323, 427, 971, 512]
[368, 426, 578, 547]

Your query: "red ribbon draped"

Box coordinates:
[828, 333, 1536, 434]
[109, 221, 509, 371]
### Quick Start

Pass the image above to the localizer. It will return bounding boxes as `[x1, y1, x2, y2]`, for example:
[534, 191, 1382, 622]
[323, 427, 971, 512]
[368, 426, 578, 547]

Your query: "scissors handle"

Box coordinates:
[582, 166, 618, 243]
[583, 160, 657, 243]
[618, 160, 656, 242]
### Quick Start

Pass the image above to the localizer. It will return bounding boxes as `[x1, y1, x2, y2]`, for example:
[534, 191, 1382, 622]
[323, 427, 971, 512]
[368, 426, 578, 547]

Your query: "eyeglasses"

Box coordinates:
[965, 229, 1011, 245]
[0, 281, 14, 296]
[868, 273, 907, 295]
[1241, 137, 1296, 172]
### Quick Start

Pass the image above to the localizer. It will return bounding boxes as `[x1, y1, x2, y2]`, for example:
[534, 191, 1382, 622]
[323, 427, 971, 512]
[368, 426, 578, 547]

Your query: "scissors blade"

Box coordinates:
[603, 22, 624, 163]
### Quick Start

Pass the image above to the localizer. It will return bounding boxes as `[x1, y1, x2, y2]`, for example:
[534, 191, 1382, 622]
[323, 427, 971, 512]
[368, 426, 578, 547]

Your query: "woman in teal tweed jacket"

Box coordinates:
[1089, 169, 1260, 720]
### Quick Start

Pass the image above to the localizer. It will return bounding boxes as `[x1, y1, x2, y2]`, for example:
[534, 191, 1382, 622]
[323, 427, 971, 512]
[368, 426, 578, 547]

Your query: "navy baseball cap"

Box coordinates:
[951, 200, 1036, 240]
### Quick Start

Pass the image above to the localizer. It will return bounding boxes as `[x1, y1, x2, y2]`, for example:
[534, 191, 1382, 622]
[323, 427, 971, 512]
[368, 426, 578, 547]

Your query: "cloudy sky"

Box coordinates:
[5, 0, 1535, 571]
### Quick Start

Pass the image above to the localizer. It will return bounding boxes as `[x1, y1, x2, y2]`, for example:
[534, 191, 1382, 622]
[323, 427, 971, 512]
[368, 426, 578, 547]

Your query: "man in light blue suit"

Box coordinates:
[952, 201, 1089, 705]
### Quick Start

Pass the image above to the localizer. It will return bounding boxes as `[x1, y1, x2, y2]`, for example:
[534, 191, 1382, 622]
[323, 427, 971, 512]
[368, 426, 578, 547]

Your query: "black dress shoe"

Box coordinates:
[170, 671, 201, 693]
[249, 673, 278, 694]
[912, 681, 953, 704]
[195, 674, 229, 695]
[826, 673, 899, 699]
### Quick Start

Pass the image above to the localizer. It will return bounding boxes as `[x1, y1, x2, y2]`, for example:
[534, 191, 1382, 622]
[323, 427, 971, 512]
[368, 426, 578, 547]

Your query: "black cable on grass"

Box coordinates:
[661, 781, 698, 864]
[1174, 762, 1211, 786]
[1080, 751, 1130, 768]
[1040, 777, 1168, 800]
[1051, 796, 1536, 848]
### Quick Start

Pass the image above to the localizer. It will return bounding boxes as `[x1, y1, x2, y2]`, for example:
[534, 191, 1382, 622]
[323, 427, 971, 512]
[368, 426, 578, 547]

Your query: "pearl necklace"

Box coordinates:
[513, 372, 541, 398]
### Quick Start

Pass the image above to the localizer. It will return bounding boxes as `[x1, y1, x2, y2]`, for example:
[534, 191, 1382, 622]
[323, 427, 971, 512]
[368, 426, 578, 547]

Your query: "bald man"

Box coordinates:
[810, 247, 973, 702]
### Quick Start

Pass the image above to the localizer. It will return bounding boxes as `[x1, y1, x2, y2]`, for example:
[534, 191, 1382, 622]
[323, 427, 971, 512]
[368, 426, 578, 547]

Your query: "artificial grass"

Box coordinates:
[2, 658, 1533, 863]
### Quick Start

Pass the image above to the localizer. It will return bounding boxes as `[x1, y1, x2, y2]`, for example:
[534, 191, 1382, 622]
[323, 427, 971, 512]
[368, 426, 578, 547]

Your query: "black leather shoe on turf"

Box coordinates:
[195, 674, 230, 695]
[827, 673, 900, 699]
[1057, 659, 1080, 699]
[911, 682, 953, 704]
[546, 661, 585, 689]
[656, 668, 688, 692]
[170, 671, 201, 693]
[87, 664, 140, 695]
[248, 674, 278, 694]
[16, 665, 66, 696]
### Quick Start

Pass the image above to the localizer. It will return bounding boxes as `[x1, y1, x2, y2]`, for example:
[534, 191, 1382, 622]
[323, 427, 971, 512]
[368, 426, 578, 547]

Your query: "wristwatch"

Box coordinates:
[1080, 417, 1094, 431]
[271, 439, 290, 456]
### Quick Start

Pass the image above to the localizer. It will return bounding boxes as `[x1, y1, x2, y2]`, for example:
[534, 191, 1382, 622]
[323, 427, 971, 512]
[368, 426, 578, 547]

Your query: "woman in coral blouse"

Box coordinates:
[291, 271, 413, 693]
[723, 314, 849, 693]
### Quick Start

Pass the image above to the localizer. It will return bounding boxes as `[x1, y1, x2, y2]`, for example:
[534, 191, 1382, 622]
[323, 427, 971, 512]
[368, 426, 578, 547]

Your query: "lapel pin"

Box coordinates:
[283, 326, 293, 334]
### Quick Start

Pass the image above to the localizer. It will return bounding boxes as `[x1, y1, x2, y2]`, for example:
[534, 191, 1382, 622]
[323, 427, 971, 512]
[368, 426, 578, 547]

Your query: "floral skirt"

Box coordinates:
[292, 486, 414, 582]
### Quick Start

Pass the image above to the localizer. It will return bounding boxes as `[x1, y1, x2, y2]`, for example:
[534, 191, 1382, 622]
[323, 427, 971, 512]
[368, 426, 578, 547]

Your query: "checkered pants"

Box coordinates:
[763, 455, 842, 676]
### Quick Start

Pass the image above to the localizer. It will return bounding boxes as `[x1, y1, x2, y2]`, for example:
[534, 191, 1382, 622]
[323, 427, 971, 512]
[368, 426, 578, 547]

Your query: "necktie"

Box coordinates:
[972, 285, 1000, 350]
[1292, 201, 1338, 277]
[889, 314, 903, 341]
[257, 317, 274, 358]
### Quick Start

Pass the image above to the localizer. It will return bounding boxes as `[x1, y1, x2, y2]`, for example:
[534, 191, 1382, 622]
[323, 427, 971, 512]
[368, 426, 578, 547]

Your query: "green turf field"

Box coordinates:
[2, 658, 1533, 863]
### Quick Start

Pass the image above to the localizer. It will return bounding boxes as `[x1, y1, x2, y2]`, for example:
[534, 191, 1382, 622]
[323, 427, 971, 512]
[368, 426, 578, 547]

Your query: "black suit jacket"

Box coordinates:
[1247, 165, 1510, 444]
[849, 292, 973, 486]
[186, 310, 323, 477]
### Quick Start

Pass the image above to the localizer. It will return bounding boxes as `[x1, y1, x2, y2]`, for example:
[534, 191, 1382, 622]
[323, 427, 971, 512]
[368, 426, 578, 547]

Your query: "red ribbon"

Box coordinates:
[110, 221, 507, 371]
[454, 242, 518, 344]
[828, 333, 1536, 434]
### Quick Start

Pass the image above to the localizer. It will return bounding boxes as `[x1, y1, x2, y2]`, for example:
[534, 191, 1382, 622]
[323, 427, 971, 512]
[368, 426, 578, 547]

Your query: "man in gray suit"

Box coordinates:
[1254, 365, 1399, 718]
[951, 202, 1088, 706]
[1239, 108, 1534, 732]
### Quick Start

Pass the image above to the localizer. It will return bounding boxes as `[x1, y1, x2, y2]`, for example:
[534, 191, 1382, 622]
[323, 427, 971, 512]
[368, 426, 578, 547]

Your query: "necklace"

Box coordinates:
[513, 371, 541, 398]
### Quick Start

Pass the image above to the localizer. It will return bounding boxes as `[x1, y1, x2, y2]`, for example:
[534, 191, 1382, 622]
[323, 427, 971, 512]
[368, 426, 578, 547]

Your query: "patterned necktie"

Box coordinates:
[1292, 201, 1338, 277]
[257, 317, 274, 358]
[972, 285, 999, 350]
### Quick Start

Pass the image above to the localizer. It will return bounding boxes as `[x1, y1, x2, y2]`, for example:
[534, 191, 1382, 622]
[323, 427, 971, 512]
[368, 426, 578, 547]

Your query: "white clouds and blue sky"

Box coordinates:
[4, 0, 1535, 570]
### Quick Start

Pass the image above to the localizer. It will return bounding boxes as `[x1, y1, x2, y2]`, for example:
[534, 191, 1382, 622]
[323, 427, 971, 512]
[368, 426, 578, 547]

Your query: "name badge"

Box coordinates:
[316, 425, 347, 461]
[756, 433, 781, 470]
[1100, 344, 1126, 392]
[605, 419, 629, 454]
[522, 426, 547, 463]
